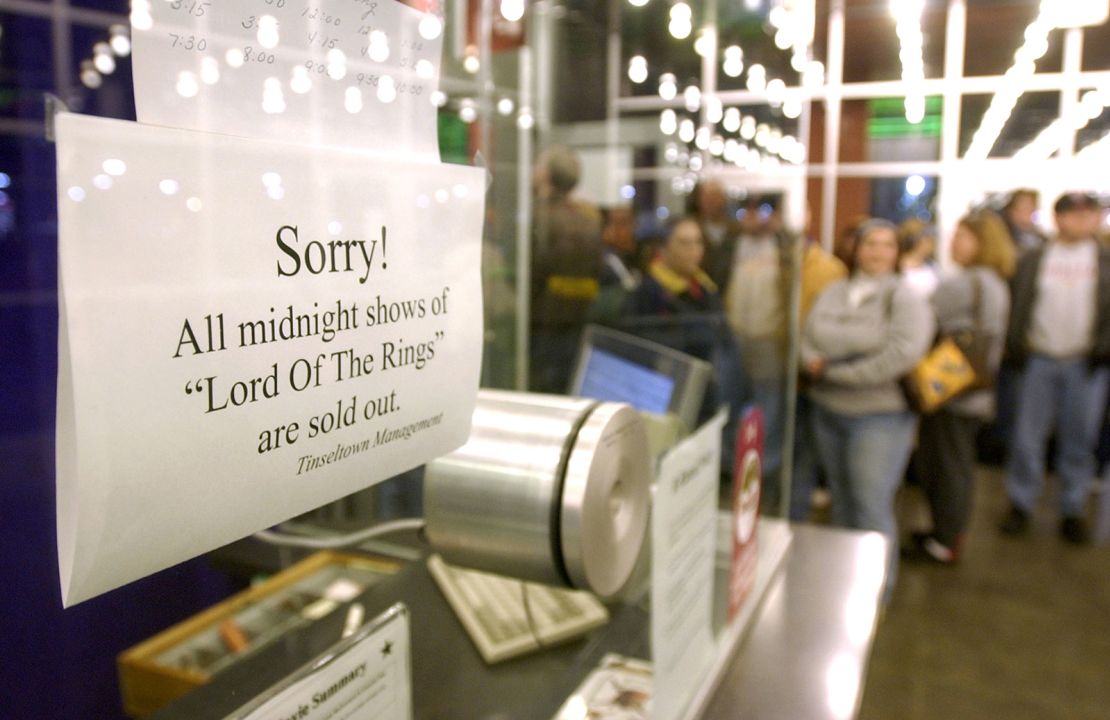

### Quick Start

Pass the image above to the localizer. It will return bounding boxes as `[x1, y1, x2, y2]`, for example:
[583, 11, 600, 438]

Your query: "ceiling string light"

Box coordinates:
[964, 2, 1057, 160]
[80, 25, 132, 89]
[1013, 86, 1110, 161]
[891, 0, 926, 124]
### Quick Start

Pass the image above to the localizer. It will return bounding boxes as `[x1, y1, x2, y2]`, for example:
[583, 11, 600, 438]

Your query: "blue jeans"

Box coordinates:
[1006, 356, 1110, 517]
[811, 405, 917, 595]
[789, 393, 819, 522]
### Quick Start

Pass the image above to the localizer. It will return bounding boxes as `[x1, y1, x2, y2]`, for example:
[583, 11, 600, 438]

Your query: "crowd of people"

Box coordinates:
[527, 145, 1110, 599]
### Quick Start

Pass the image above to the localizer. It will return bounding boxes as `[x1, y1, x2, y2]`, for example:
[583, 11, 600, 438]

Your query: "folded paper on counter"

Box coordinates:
[55, 112, 484, 606]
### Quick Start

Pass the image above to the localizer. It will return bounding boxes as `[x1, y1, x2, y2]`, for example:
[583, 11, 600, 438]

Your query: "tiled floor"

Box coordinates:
[859, 467, 1110, 720]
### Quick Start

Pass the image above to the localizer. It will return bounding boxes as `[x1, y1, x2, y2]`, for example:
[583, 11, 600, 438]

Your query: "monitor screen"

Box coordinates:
[569, 325, 712, 431]
[577, 347, 676, 415]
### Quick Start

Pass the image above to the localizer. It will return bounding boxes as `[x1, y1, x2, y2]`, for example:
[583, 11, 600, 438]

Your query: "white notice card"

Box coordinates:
[55, 112, 484, 606]
[227, 604, 412, 720]
[651, 411, 724, 720]
[131, 0, 443, 159]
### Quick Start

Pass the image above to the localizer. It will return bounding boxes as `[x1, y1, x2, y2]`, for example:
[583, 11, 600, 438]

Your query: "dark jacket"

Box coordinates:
[1005, 242, 1110, 369]
[531, 196, 604, 328]
[631, 259, 721, 316]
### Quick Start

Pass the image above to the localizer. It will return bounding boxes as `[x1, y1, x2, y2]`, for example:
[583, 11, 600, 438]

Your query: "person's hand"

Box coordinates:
[805, 357, 826, 379]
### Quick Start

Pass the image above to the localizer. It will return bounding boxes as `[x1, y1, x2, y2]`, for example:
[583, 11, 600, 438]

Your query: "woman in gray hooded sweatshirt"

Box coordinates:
[801, 219, 934, 596]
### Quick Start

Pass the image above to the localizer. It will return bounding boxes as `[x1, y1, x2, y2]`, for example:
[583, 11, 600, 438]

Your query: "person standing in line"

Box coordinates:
[1001, 192, 1110, 544]
[529, 146, 603, 394]
[1001, 188, 1048, 255]
[801, 219, 934, 595]
[688, 180, 741, 292]
[632, 217, 720, 316]
[907, 212, 1014, 563]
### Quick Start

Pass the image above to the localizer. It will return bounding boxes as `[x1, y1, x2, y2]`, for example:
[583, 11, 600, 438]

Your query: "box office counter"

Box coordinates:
[149, 519, 887, 720]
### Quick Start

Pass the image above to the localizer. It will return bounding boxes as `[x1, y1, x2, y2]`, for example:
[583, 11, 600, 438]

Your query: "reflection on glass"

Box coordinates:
[201, 57, 220, 86]
[102, 158, 127, 176]
[93, 174, 113, 191]
[68, 186, 87, 203]
[176, 71, 200, 98]
[824, 652, 861, 720]
[159, 179, 180, 196]
[186, 196, 203, 213]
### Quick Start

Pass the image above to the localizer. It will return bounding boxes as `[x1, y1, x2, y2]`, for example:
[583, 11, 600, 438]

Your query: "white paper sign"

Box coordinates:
[228, 604, 412, 720]
[55, 112, 484, 606]
[651, 411, 725, 720]
[131, 0, 443, 158]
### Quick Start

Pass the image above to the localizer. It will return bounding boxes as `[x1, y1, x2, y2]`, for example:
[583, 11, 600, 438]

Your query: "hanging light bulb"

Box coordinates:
[658, 73, 677, 100]
[109, 24, 131, 56]
[669, 2, 693, 39]
[723, 107, 741, 133]
[500, 0, 525, 22]
[684, 84, 701, 112]
[628, 55, 648, 84]
[722, 45, 744, 78]
[660, 109, 677, 135]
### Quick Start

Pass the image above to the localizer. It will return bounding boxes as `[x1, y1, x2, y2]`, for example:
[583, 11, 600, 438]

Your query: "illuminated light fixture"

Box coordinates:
[376, 75, 397, 103]
[664, 143, 679, 163]
[517, 108, 535, 130]
[774, 27, 793, 50]
[791, 51, 808, 72]
[706, 95, 723, 124]
[783, 94, 803, 119]
[965, 5, 1057, 160]
[678, 118, 696, 143]
[200, 57, 220, 85]
[345, 86, 364, 114]
[225, 48, 246, 68]
[766, 78, 786, 107]
[684, 84, 701, 112]
[709, 135, 725, 157]
[669, 2, 693, 40]
[769, 6, 788, 28]
[740, 115, 756, 140]
[326, 49, 348, 80]
[660, 108, 678, 135]
[419, 14, 444, 40]
[129, 0, 153, 31]
[80, 60, 102, 89]
[692, 126, 710, 149]
[458, 99, 477, 123]
[93, 42, 115, 74]
[500, 0, 525, 22]
[723, 107, 741, 133]
[628, 55, 648, 84]
[257, 15, 280, 49]
[109, 25, 131, 57]
[1043, 0, 1109, 28]
[722, 45, 744, 78]
[694, 28, 713, 58]
[689, 154, 704, 171]
[658, 73, 678, 100]
[629, 0, 651, 6]
[176, 71, 200, 98]
[1013, 87, 1110, 161]
[416, 59, 435, 78]
[497, 97, 515, 115]
[746, 63, 766, 93]
[905, 174, 926, 197]
[463, 51, 480, 74]
[368, 31, 390, 62]
[803, 60, 825, 89]
[430, 90, 448, 107]
[891, 0, 926, 125]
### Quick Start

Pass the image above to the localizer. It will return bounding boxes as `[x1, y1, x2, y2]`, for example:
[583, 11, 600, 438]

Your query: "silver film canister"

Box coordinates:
[424, 390, 651, 598]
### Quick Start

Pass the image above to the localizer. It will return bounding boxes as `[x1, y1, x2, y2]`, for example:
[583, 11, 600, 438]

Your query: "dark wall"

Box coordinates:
[0, 8, 244, 718]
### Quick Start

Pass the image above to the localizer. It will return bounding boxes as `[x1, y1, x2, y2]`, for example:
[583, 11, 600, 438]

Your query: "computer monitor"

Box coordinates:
[568, 325, 712, 431]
